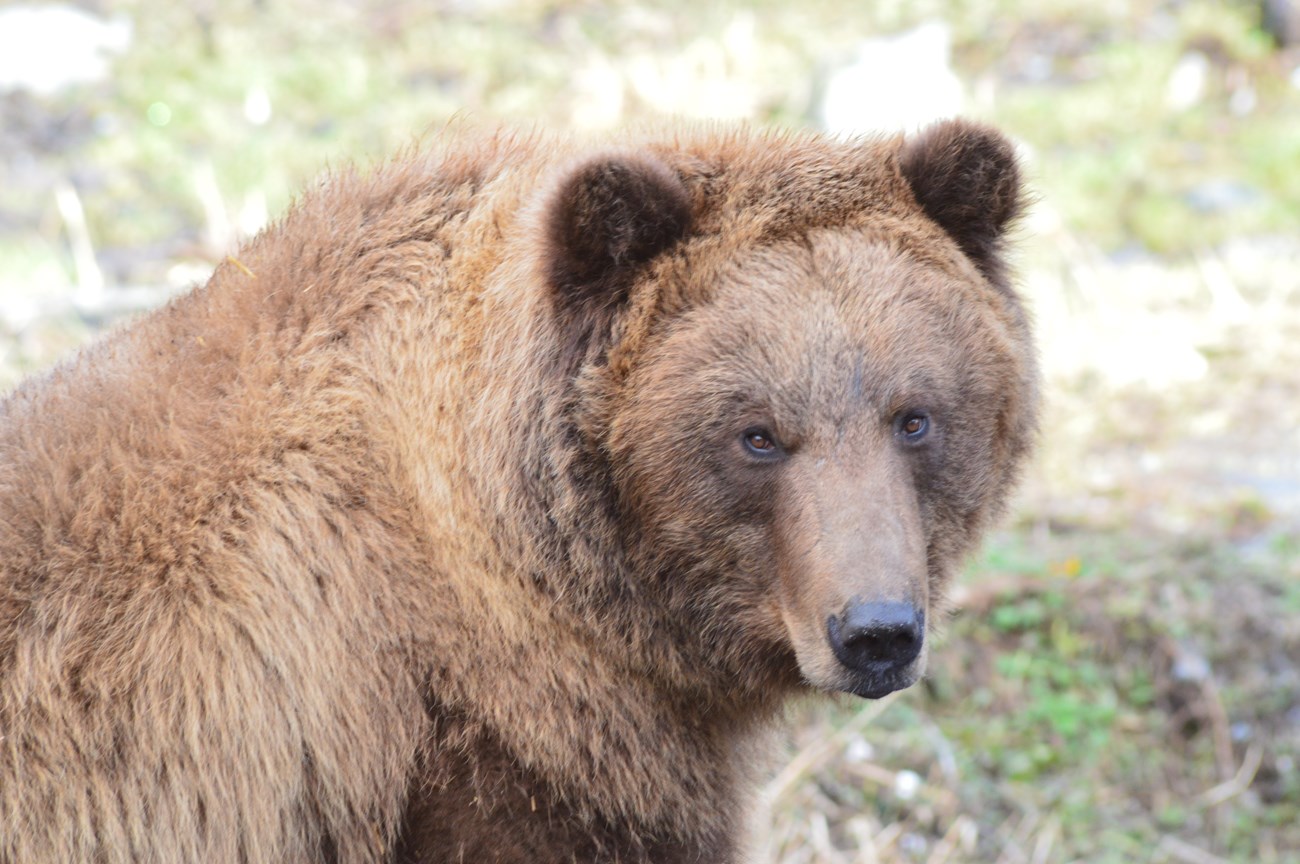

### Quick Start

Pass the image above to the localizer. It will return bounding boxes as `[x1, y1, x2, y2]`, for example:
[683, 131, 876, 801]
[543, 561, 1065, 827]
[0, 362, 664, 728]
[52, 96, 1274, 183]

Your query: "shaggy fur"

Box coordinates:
[0, 120, 1037, 863]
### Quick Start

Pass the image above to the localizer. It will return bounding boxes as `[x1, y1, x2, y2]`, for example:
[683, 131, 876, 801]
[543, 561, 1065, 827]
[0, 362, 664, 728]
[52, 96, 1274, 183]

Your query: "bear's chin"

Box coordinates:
[837, 669, 920, 700]
[802, 654, 928, 700]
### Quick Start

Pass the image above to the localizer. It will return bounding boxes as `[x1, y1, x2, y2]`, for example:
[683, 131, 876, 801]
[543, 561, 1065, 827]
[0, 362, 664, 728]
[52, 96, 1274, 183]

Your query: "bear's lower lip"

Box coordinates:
[839, 673, 913, 700]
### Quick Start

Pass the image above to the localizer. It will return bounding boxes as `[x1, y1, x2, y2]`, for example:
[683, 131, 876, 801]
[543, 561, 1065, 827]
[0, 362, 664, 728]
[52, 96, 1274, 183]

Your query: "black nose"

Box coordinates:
[827, 601, 924, 674]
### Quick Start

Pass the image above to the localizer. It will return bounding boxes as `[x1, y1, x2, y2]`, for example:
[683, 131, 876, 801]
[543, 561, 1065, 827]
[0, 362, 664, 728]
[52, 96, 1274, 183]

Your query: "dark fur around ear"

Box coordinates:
[545, 155, 692, 329]
[899, 120, 1024, 290]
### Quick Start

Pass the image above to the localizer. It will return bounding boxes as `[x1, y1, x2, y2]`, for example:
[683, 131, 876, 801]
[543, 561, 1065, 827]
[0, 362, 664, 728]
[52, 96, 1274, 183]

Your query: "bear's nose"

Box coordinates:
[827, 601, 924, 674]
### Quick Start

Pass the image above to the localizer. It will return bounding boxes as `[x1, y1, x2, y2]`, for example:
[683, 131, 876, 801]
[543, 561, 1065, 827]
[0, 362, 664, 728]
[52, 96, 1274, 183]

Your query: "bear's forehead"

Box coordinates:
[641, 255, 994, 404]
[686, 232, 998, 353]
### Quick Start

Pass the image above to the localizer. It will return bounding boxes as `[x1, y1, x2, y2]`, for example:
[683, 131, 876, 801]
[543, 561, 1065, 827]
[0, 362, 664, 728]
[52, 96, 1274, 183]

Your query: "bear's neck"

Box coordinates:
[394, 700, 752, 863]
[400, 641, 770, 861]
[355, 264, 785, 854]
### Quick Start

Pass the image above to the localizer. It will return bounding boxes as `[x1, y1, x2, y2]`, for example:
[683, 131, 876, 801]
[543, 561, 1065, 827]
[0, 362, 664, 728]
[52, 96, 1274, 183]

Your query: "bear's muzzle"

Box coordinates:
[825, 600, 925, 699]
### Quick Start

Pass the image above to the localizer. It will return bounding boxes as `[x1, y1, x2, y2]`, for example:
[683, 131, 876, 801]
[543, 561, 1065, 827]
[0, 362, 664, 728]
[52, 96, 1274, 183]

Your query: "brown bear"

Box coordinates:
[0, 119, 1036, 863]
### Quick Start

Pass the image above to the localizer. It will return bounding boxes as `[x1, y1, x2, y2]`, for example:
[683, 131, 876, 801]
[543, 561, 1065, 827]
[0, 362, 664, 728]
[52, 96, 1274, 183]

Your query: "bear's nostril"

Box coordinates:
[828, 601, 924, 673]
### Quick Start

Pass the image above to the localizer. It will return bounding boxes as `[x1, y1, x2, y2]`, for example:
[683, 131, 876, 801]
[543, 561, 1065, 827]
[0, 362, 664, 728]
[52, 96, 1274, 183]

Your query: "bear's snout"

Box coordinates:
[825, 600, 925, 699]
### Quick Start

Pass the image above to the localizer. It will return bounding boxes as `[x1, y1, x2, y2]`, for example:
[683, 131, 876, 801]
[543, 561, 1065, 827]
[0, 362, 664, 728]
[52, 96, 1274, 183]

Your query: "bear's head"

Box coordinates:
[540, 121, 1036, 702]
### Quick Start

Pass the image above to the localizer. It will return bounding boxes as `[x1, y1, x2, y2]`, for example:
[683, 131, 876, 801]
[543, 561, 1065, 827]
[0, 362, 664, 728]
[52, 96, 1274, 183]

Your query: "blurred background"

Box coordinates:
[1, 0, 1298, 861]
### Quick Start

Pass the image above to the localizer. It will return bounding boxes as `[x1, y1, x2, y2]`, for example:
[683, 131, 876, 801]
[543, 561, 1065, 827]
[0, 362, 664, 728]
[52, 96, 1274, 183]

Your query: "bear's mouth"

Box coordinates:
[836, 667, 920, 700]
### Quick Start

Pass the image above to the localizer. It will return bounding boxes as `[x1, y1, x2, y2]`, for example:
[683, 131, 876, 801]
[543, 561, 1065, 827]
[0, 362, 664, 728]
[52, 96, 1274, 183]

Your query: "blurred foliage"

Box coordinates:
[3, 0, 1297, 285]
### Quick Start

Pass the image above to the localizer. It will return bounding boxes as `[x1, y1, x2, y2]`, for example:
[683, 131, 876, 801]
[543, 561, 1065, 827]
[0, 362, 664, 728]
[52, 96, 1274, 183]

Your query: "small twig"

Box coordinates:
[845, 817, 881, 864]
[871, 823, 904, 856]
[1156, 835, 1231, 864]
[925, 814, 976, 864]
[808, 810, 839, 863]
[54, 181, 105, 306]
[1197, 675, 1236, 791]
[994, 807, 1039, 864]
[1196, 672, 1237, 842]
[1028, 816, 1059, 864]
[1200, 742, 1263, 808]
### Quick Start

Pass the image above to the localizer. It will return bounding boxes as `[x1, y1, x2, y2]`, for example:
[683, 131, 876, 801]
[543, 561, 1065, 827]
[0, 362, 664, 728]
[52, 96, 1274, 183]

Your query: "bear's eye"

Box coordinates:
[741, 428, 781, 457]
[896, 412, 931, 444]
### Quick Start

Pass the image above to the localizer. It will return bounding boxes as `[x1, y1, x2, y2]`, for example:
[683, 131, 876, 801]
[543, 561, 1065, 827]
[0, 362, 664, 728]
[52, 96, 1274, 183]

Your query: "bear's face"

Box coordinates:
[608, 232, 1029, 698]
[543, 122, 1035, 701]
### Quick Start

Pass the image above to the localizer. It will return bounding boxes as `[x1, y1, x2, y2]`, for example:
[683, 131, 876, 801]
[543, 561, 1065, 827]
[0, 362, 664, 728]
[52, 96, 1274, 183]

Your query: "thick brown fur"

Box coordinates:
[0, 121, 1037, 863]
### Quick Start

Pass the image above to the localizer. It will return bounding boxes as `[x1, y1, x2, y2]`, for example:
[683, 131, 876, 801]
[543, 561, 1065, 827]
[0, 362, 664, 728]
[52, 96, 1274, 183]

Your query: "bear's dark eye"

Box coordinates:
[742, 428, 781, 458]
[896, 412, 930, 444]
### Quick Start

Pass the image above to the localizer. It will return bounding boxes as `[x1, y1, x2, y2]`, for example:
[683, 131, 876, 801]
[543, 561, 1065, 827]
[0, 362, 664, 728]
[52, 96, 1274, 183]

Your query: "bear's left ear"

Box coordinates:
[544, 154, 692, 335]
[899, 120, 1024, 291]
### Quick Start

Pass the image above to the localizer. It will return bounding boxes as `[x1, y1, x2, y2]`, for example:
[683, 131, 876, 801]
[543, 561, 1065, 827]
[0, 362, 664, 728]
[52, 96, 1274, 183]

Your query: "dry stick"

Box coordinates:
[1196, 673, 1238, 843]
[1156, 835, 1231, 864]
[847, 817, 882, 864]
[1154, 632, 1240, 844]
[871, 823, 904, 856]
[1198, 675, 1237, 790]
[770, 806, 804, 864]
[994, 807, 1040, 864]
[1200, 742, 1263, 809]
[1027, 816, 1059, 864]
[808, 809, 839, 864]
[925, 814, 976, 864]
[54, 181, 105, 307]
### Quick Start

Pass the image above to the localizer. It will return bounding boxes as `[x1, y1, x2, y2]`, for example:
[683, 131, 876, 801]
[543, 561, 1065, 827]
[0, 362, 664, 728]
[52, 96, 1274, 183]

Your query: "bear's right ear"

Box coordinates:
[899, 119, 1024, 292]
[544, 155, 692, 338]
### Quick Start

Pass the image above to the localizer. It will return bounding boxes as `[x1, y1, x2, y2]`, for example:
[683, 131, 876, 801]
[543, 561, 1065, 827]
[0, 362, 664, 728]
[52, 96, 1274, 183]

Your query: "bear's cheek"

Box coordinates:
[620, 439, 782, 567]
